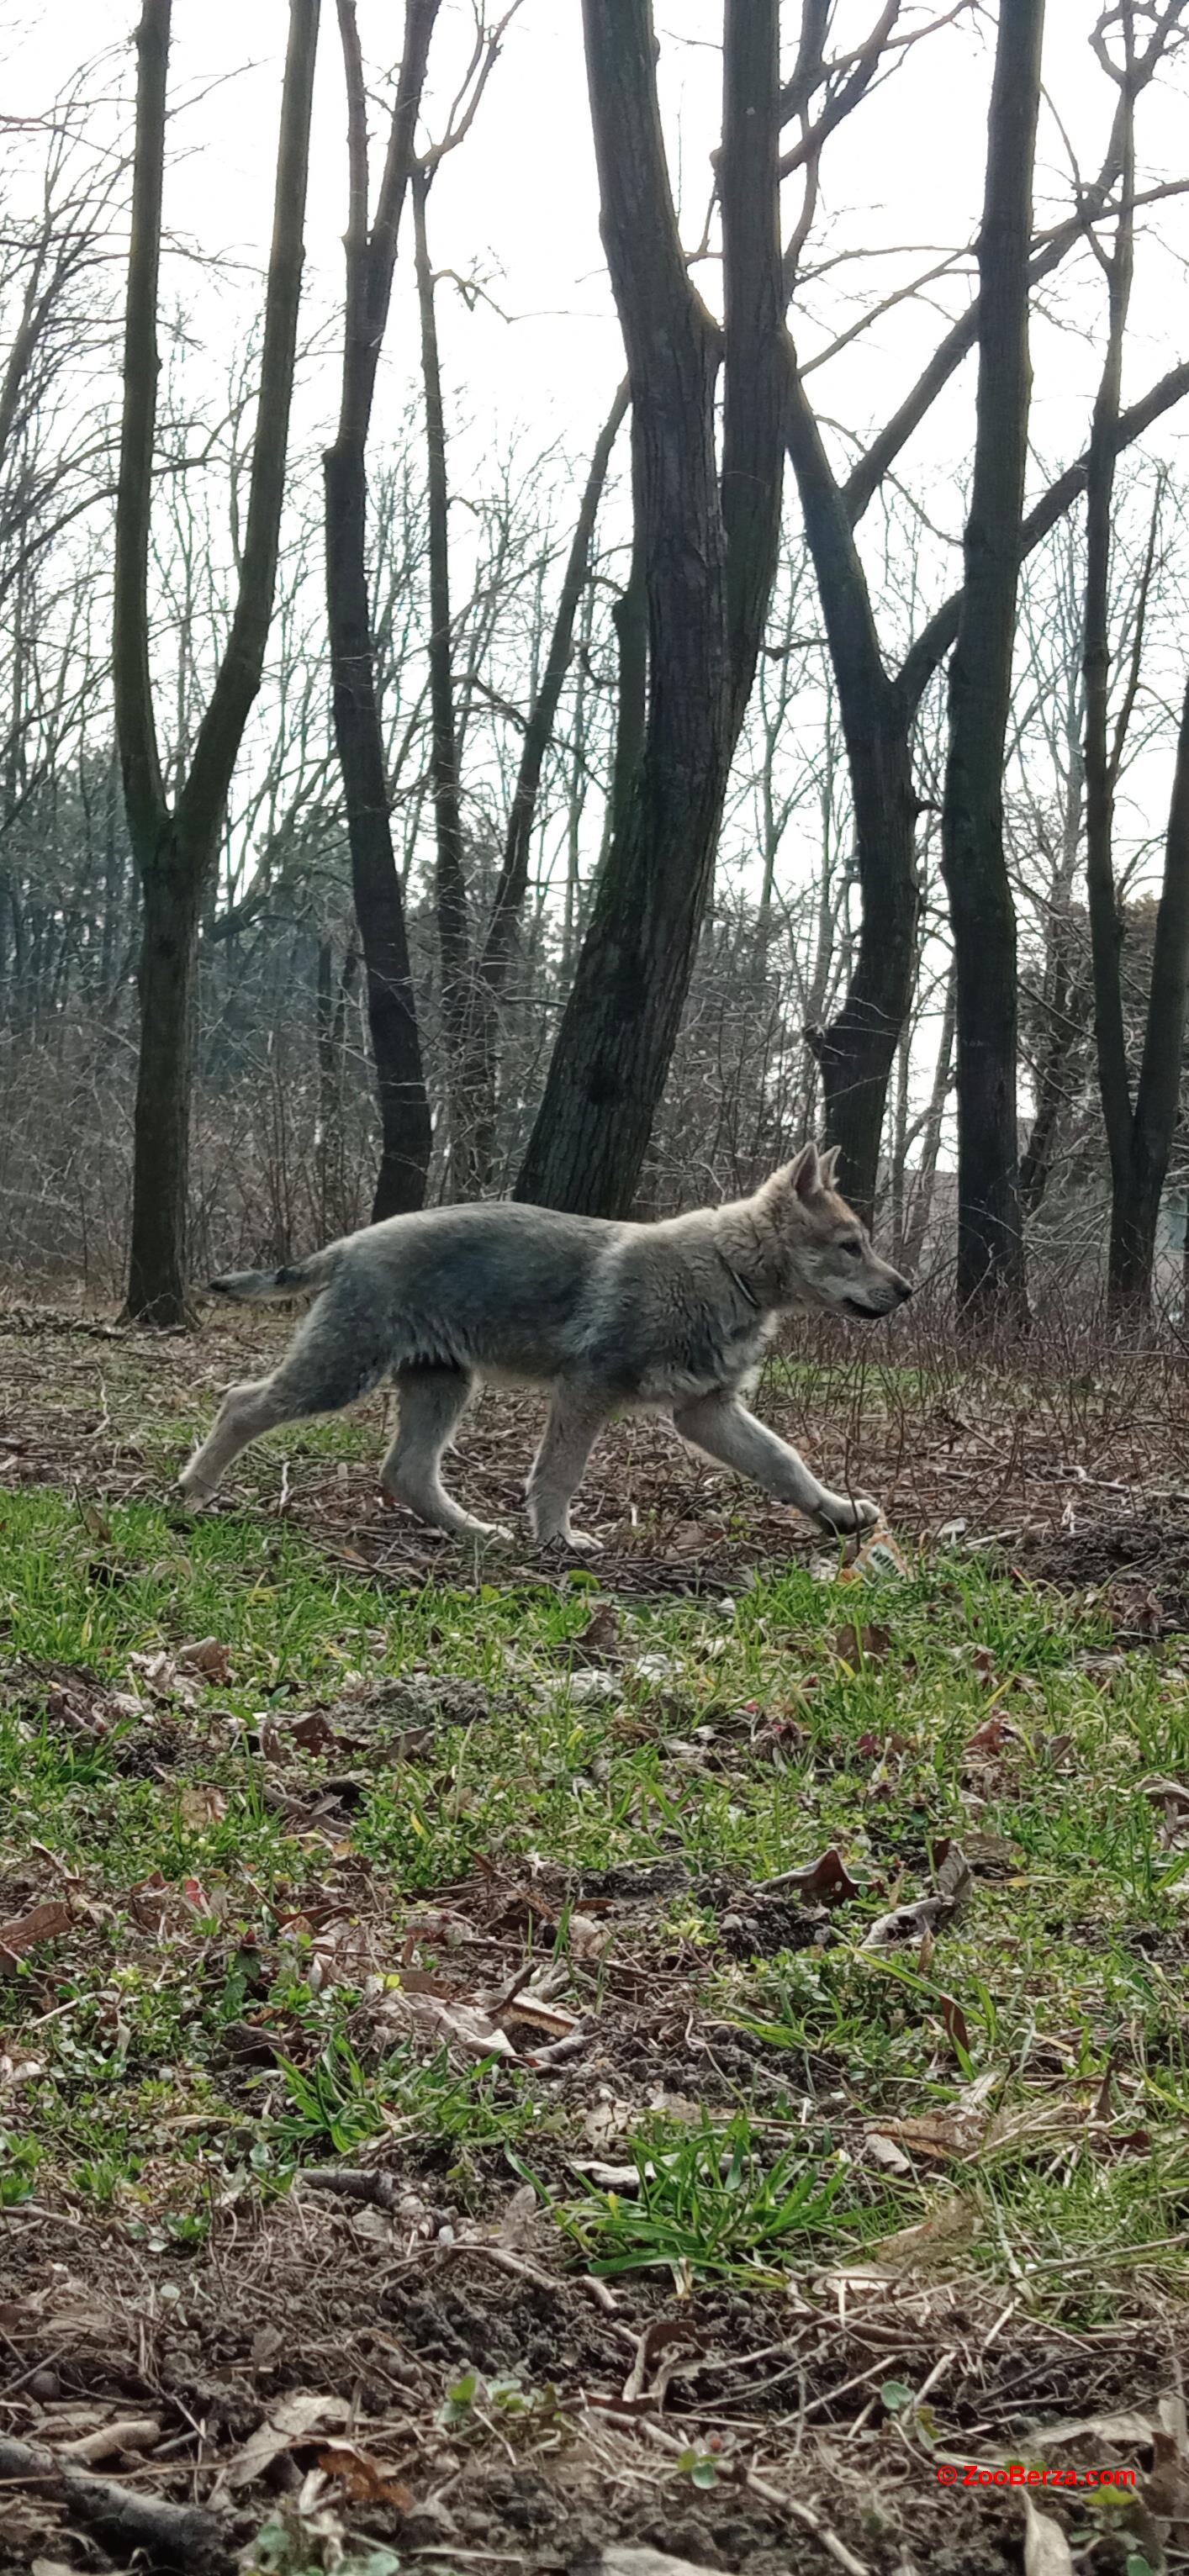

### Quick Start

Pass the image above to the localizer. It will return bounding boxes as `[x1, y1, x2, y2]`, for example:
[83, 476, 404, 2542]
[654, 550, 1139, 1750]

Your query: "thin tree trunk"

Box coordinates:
[1074, 9, 1189, 1316]
[410, 161, 475, 1194]
[467, 377, 629, 1183]
[114, 0, 320, 1323]
[1110, 678, 1189, 1305]
[324, 0, 438, 1223]
[901, 961, 956, 1273]
[785, 354, 919, 1221]
[1019, 727, 1086, 1222]
[515, 0, 783, 1214]
[940, 0, 1044, 1324]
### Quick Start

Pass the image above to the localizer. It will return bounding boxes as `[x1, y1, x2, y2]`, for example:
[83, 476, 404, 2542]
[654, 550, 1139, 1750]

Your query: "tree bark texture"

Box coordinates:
[515, 0, 783, 1215]
[785, 357, 918, 1221]
[468, 376, 630, 1185]
[324, 0, 439, 1223]
[940, 0, 1044, 1322]
[114, 0, 320, 1322]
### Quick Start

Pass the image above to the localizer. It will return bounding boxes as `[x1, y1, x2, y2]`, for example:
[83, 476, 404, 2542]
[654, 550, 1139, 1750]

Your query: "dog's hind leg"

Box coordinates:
[382, 1366, 510, 1543]
[180, 1297, 389, 1507]
[526, 1390, 608, 1551]
[179, 1376, 296, 1505]
[671, 1391, 878, 1534]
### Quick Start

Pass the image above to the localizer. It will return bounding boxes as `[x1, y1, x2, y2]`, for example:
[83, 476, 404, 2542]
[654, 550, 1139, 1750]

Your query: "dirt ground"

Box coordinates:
[3, 1304, 1189, 2576]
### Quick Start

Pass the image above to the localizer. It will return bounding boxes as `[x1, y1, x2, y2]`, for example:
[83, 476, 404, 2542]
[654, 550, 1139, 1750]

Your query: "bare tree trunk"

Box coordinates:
[114, 0, 320, 1323]
[324, 0, 437, 1223]
[515, 0, 783, 1214]
[1075, 16, 1189, 1313]
[410, 161, 475, 1195]
[784, 354, 919, 1222]
[1019, 726, 1087, 1222]
[901, 961, 956, 1274]
[1108, 680, 1189, 1306]
[940, 0, 1044, 1324]
[467, 377, 629, 1184]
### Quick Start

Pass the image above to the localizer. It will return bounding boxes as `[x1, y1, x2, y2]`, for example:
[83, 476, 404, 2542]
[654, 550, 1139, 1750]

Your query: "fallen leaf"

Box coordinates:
[177, 1637, 232, 1682]
[177, 1786, 227, 1826]
[862, 1896, 949, 1950]
[0, 1900, 73, 1963]
[764, 1847, 859, 1903]
[966, 1713, 1012, 1755]
[594, 2551, 725, 2576]
[935, 1845, 973, 1905]
[496, 2183, 542, 2249]
[875, 2195, 977, 2270]
[868, 2109, 982, 2163]
[832, 1620, 893, 1665]
[865, 2130, 912, 2173]
[1022, 2493, 1075, 2575]
[939, 1994, 971, 2054]
[223, 2393, 349, 2491]
[572, 1603, 622, 1664]
[1011, 2405, 1158, 2452]
[315, 2442, 413, 2509]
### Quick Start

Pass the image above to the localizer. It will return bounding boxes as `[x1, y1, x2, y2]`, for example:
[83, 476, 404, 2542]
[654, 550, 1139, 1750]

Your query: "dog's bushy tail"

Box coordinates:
[208, 1244, 340, 1304]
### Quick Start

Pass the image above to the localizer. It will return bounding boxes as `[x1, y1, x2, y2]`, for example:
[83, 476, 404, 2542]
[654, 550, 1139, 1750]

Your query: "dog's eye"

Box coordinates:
[843, 1238, 864, 1256]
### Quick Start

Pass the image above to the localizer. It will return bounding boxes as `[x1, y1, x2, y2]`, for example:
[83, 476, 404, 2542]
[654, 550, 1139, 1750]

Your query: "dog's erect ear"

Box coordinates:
[787, 1142, 822, 1203]
[819, 1144, 841, 1189]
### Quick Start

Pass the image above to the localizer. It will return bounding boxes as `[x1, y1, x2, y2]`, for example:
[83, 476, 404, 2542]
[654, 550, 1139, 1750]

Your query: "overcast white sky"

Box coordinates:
[12, 1, 1189, 503]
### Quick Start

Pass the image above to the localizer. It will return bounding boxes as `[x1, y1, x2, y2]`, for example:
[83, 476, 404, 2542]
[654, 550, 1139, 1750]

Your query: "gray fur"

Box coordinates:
[180, 1143, 911, 1547]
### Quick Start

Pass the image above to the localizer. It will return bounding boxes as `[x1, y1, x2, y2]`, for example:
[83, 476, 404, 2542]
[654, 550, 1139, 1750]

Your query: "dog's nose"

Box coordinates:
[896, 1276, 912, 1301]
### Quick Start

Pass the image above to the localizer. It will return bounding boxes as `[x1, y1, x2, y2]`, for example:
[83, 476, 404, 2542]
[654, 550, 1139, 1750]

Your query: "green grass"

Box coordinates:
[3, 1479, 1189, 2315]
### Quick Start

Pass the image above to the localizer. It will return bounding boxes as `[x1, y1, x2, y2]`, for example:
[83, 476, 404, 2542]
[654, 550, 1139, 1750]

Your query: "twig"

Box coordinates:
[0, 2436, 230, 2573]
[744, 2465, 871, 2576]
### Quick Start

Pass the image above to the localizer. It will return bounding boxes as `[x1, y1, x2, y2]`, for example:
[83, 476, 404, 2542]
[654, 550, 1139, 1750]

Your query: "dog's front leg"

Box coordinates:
[672, 1392, 879, 1534]
[526, 1391, 608, 1550]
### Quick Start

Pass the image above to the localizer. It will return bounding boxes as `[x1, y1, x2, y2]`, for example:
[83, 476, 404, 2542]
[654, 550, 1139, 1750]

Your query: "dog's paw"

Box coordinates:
[177, 1473, 212, 1511]
[814, 1491, 880, 1537]
[563, 1526, 604, 1555]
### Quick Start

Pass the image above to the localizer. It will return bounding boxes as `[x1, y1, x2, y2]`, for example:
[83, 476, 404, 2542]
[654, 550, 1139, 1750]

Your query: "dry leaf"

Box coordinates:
[1010, 2405, 1156, 2452]
[177, 1786, 227, 1826]
[572, 1603, 622, 1663]
[865, 2130, 912, 2173]
[315, 2442, 413, 2508]
[0, 1899, 73, 1962]
[594, 2550, 723, 2575]
[875, 2195, 977, 2270]
[496, 2183, 542, 2248]
[832, 1620, 893, 1665]
[224, 2392, 349, 2491]
[766, 1847, 859, 1903]
[863, 1895, 948, 1950]
[966, 1713, 1012, 1755]
[939, 1994, 971, 2054]
[177, 1637, 232, 1682]
[1022, 2494, 1075, 2575]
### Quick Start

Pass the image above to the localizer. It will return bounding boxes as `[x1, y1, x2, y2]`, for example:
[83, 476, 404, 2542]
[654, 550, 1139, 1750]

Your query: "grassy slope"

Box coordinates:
[4, 1479, 1188, 2313]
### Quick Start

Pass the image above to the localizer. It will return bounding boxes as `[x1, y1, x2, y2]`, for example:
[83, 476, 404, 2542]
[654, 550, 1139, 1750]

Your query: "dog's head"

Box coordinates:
[765, 1144, 912, 1320]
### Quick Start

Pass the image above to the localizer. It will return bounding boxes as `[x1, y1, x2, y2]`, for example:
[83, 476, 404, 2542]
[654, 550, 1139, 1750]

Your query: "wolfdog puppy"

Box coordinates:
[179, 1143, 911, 1549]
